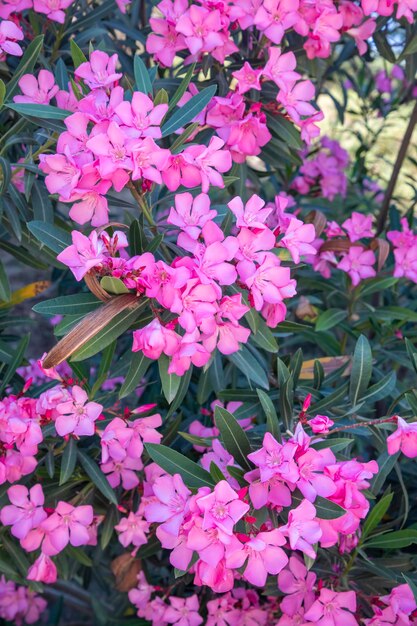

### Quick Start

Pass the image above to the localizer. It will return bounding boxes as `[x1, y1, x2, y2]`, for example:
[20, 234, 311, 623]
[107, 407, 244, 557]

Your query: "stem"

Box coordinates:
[376, 99, 417, 235]
[128, 181, 156, 231]
[328, 415, 396, 436]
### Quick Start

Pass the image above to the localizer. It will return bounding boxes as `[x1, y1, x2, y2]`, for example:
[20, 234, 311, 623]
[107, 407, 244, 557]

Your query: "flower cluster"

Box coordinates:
[139, 424, 377, 593]
[387, 218, 417, 284]
[365, 583, 417, 626]
[0, 576, 46, 625]
[147, 0, 378, 69]
[0, 484, 97, 583]
[0, 0, 75, 23]
[56, 191, 313, 375]
[291, 136, 349, 201]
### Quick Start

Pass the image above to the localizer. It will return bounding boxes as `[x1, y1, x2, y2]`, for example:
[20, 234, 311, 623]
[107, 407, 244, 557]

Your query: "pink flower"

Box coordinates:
[347, 18, 376, 55]
[115, 511, 150, 548]
[27, 553, 57, 583]
[144, 474, 191, 541]
[41, 502, 94, 555]
[393, 245, 417, 284]
[0, 20, 24, 56]
[33, 0, 74, 22]
[115, 91, 168, 139]
[278, 556, 317, 616]
[14, 70, 58, 104]
[263, 48, 300, 90]
[0, 484, 46, 539]
[168, 192, 217, 239]
[387, 416, 417, 458]
[296, 448, 337, 502]
[238, 254, 296, 311]
[57, 230, 107, 281]
[164, 595, 203, 626]
[278, 217, 317, 263]
[308, 415, 334, 434]
[183, 136, 232, 193]
[304, 589, 358, 626]
[228, 195, 272, 230]
[39, 151, 83, 200]
[176, 6, 223, 55]
[232, 62, 262, 94]
[342, 212, 374, 242]
[280, 499, 322, 558]
[75, 50, 122, 89]
[132, 319, 180, 360]
[226, 529, 288, 586]
[147, 17, 186, 67]
[254, 0, 299, 44]
[196, 480, 249, 535]
[55, 385, 102, 436]
[337, 246, 376, 286]
[277, 80, 316, 123]
[0, 0, 32, 19]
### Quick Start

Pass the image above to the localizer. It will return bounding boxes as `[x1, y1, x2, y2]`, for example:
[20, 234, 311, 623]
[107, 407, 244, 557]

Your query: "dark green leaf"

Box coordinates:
[349, 335, 372, 406]
[134, 55, 153, 94]
[59, 438, 78, 485]
[161, 85, 217, 137]
[214, 405, 252, 471]
[77, 450, 118, 505]
[119, 352, 151, 399]
[315, 309, 347, 332]
[145, 443, 215, 488]
[158, 354, 181, 403]
[27, 220, 71, 254]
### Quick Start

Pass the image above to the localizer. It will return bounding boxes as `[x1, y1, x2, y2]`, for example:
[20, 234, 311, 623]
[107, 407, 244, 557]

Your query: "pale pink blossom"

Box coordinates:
[115, 511, 150, 548]
[387, 416, 417, 458]
[75, 51, 122, 89]
[337, 246, 376, 286]
[342, 212, 374, 242]
[55, 385, 102, 437]
[27, 553, 57, 583]
[304, 589, 358, 626]
[164, 595, 203, 626]
[0, 20, 24, 56]
[0, 484, 46, 539]
[57, 230, 107, 281]
[226, 529, 288, 586]
[14, 70, 58, 105]
[196, 480, 249, 535]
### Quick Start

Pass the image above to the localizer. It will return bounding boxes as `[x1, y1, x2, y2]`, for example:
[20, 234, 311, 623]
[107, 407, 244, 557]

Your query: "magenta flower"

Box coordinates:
[238, 254, 296, 311]
[308, 415, 334, 434]
[0, 485, 46, 540]
[41, 502, 94, 555]
[304, 589, 358, 626]
[342, 212, 374, 242]
[39, 152, 83, 200]
[183, 136, 232, 193]
[0, 0, 32, 19]
[226, 529, 288, 586]
[164, 595, 203, 626]
[55, 385, 102, 437]
[33, 0, 75, 23]
[232, 62, 262, 95]
[263, 48, 300, 90]
[196, 480, 249, 535]
[228, 195, 272, 230]
[168, 192, 217, 239]
[278, 217, 317, 263]
[176, 6, 223, 55]
[0, 20, 24, 57]
[147, 18, 186, 67]
[337, 246, 376, 286]
[75, 50, 122, 89]
[393, 245, 417, 284]
[277, 80, 316, 123]
[387, 416, 417, 458]
[280, 499, 322, 558]
[248, 433, 299, 484]
[296, 448, 337, 502]
[254, 0, 299, 44]
[14, 70, 58, 105]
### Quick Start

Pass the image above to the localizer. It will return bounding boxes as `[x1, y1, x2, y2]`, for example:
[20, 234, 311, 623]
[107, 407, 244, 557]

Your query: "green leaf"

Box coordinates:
[0, 157, 11, 196]
[31, 180, 54, 222]
[405, 338, 417, 375]
[70, 40, 88, 68]
[0, 259, 11, 302]
[373, 30, 396, 63]
[7, 103, 71, 120]
[158, 354, 181, 403]
[228, 346, 269, 390]
[210, 461, 227, 483]
[45, 449, 55, 478]
[161, 85, 217, 137]
[154, 88, 169, 105]
[27, 220, 71, 254]
[167, 64, 196, 112]
[119, 352, 151, 399]
[214, 405, 252, 471]
[314, 496, 346, 520]
[362, 492, 393, 538]
[33, 293, 101, 317]
[364, 529, 417, 550]
[72, 300, 146, 361]
[360, 371, 396, 404]
[170, 122, 200, 152]
[265, 112, 303, 150]
[402, 575, 417, 604]
[349, 335, 372, 406]
[0, 335, 29, 394]
[129, 219, 146, 255]
[77, 450, 118, 505]
[0, 79, 5, 108]
[90, 341, 116, 397]
[257, 389, 281, 442]
[134, 55, 153, 94]
[145, 443, 215, 488]
[251, 318, 279, 353]
[167, 365, 193, 418]
[6, 35, 44, 100]
[59, 438, 78, 485]
[312, 438, 354, 452]
[315, 309, 347, 332]
[66, 545, 93, 567]
[100, 505, 119, 550]
[371, 451, 399, 495]
[100, 276, 129, 295]
[359, 276, 398, 297]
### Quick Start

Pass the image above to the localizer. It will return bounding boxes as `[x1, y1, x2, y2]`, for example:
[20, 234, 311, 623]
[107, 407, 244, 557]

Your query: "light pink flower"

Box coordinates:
[196, 480, 249, 535]
[115, 92, 168, 139]
[57, 230, 107, 281]
[337, 246, 376, 286]
[33, 0, 74, 22]
[280, 499, 322, 558]
[278, 556, 317, 616]
[132, 319, 180, 360]
[263, 48, 300, 89]
[55, 385, 102, 436]
[168, 192, 217, 239]
[176, 6, 223, 55]
[0, 0, 32, 19]
[27, 553, 57, 583]
[0, 484, 46, 539]
[144, 474, 191, 541]
[226, 529, 288, 586]
[14, 70, 58, 104]
[164, 595, 203, 626]
[0, 20, 24, 56]
[232, 62, 262, 94]
[304, 589, 358, 626]
[308, 415, 334, 434]
[342, 212, 374, 242]
[41, 502, 94, 555]
[278, 217, 317, 263]
[228, 195, 272, 230]
[115, 511, 150, 548]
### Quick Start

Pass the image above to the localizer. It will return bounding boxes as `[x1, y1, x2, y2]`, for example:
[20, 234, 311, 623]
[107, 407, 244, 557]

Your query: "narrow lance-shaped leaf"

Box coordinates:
[214, 405, 253, 471]
[145, 443, 215, 488]
[349, 335, 372, 406]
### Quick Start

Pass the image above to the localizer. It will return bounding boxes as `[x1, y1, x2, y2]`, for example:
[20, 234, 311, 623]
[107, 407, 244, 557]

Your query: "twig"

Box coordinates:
[376, 99, 417, 235]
